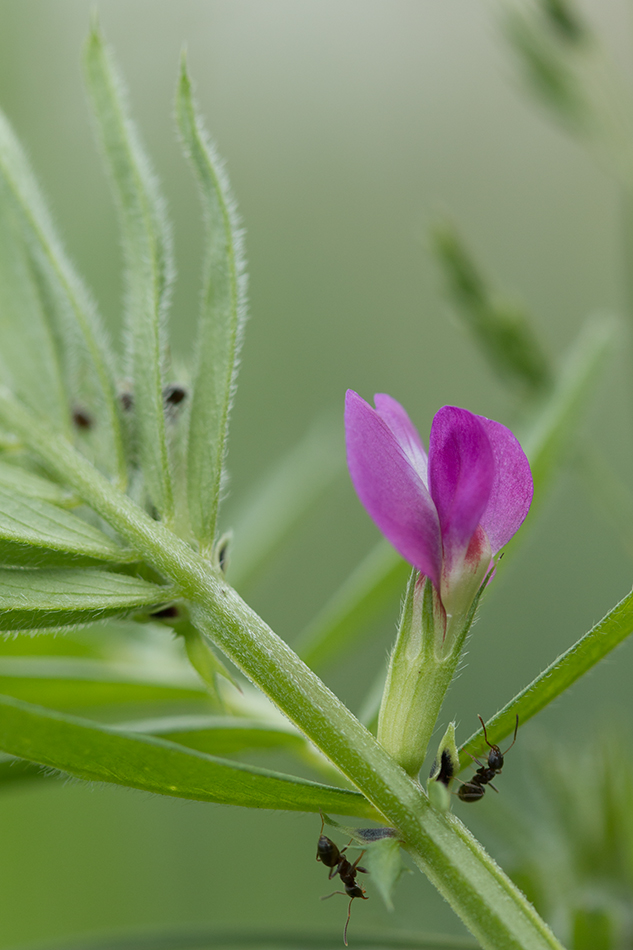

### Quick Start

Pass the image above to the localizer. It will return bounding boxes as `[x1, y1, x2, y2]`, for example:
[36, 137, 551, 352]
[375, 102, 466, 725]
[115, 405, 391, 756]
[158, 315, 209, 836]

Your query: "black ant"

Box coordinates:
[457, 714, 519, 803]
[316, 816, 368, 945]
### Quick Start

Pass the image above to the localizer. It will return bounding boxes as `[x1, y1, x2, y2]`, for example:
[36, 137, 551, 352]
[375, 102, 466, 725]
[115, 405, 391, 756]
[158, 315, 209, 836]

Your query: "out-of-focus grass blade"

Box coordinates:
[0, 569, 169, 630]
[521, 314, 617, 502]
[503, 5, 590, 132]
[0, 191, 67, 425]
[433, 222, 552, 396]
[295, 540, 408, 670]
[176, 57, 247, 551]
[12, 927, 479, 950]
[84, 27, 174, 519]
[117, 714, 306, 755]
[0, 657, 208, 709]
[227, 418, 344, 589]
[0, 486, 135, 566]
[458, 585, 633, 770]
[0, 693, 378, 816]
[0, 461, 74, 506]
[0, 109, 125, 482]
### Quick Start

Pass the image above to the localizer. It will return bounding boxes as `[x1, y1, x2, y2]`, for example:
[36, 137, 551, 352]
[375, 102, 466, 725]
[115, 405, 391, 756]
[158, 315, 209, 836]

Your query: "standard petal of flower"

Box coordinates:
[345, 390, 442, 585]
[428, 406, 494, 567]
[373, 393, 429, 482]
[476, 416, 533, 553]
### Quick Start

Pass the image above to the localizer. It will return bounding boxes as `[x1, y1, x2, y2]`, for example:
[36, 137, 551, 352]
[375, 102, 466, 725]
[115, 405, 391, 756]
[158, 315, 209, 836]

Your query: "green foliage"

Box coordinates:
[0, 18, 630, 950]
[458, 585, 633, 771]
[0, 693, 378, 816]
[0, 485, 134, 565]
[0, 109, 125, 480]
[84, 27, 174, 518]
[0, 568, 168, 629]
[176, 56, 247, 552]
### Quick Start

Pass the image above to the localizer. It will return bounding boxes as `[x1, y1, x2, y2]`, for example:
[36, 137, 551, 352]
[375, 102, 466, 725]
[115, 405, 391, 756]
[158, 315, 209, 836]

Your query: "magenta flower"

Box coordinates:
[345, 391, 533, 626]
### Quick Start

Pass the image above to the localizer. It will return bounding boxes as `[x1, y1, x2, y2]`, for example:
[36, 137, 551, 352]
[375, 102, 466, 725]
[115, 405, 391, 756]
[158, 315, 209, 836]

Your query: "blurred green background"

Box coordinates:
[0, 0, 631, 946]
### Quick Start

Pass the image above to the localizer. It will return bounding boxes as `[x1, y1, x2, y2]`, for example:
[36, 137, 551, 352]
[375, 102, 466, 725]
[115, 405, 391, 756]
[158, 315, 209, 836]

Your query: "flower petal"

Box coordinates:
[428, 406, 494, 568]
[345, 390, 442, 585]
[374, 393, 428, 483]
[476, 416, 533, 553]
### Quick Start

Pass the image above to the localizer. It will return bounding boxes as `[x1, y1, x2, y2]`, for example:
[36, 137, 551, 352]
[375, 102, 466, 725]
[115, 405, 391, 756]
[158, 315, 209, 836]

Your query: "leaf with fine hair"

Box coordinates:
[0, 657, 208, 710]
[0, 693, 378, 816]
[0, 190, 68, 425]
[176, 56, 247, 552]
[83, 26, 174, 519]
[0, 486, 135, 566]
[0, 569, 170, 630]
[115, 714, 307, 756]
[0, 109, 125, 481]
[0, 461, 74, 506]
[458, 584, 633, 770]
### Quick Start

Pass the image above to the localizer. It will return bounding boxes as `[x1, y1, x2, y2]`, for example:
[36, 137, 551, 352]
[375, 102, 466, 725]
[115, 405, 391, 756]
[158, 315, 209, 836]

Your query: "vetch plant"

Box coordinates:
[0, 14, 632, 950]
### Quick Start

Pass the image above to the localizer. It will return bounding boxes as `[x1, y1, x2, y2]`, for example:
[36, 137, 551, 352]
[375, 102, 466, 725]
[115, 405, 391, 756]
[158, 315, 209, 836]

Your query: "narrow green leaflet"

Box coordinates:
[0, 485, 134, 565]
[0, 108, 125, 482]
[0, 190, 67, 425]
[228, 418, 343, 589]
[0, 569, 169, 630]
[0, 693, 378, 816]
[0, 658, 208, 709]
[458, 585, 633, 770]
[16, 928, 478, 950]
[295, 540, 408, 670]
[0, 460, 74, 506]
[521, 314, 617, 500]
[84, 27, 174, 519]
[117, 714, 307, 755]
[176, 58, 247, 551]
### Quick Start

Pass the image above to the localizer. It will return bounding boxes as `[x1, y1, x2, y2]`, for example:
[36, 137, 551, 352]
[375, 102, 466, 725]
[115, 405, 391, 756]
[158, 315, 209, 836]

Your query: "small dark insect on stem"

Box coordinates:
[316, 815, 368, 945]
[457, 714, 519, 803]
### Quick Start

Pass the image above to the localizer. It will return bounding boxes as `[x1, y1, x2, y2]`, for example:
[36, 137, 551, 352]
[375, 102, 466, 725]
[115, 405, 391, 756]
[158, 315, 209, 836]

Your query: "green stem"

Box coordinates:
[0, 388, 566, 950]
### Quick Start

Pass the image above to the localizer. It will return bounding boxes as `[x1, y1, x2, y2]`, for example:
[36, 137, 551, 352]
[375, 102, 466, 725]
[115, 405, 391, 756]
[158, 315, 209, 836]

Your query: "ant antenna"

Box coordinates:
[344, 897, 353, 946]
[502, 715, 520, 755]
[477, 713, 520, 753]
[478, 714, 493, 749]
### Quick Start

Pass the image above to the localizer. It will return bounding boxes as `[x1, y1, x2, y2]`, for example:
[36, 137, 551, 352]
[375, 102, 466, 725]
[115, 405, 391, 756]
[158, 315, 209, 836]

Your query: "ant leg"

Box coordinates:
[501, 715, 520, 756]
[344, 897, 354, 947]
[321, 890, 346, 901]
[466, 750, 486, 769]
[351, 850, 366, 871]
[489, 782, 500, 793]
